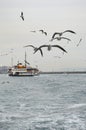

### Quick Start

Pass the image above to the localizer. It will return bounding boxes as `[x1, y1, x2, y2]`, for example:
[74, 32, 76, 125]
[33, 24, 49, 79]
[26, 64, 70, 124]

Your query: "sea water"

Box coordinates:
[0, 73, 86, 130]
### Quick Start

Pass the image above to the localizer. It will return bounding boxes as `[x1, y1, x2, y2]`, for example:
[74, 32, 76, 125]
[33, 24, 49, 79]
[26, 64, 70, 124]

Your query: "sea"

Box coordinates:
[0, 73, 86, 130]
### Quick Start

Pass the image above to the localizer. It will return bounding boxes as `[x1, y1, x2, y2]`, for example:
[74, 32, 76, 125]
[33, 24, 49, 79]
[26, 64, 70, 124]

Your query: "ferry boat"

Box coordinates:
[8, 52, 40, 76]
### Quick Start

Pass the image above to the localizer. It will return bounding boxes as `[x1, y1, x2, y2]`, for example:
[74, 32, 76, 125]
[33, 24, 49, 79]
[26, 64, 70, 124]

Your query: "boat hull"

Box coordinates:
[9, 74, 34, 76]
[8, 71, 36, 76]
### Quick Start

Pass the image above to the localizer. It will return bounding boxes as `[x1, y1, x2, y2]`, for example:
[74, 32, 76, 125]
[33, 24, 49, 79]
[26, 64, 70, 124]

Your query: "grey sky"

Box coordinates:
[0, 0, 86, 71]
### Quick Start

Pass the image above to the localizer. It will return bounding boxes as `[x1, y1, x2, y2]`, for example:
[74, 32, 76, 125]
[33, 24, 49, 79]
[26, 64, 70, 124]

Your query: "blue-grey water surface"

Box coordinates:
[0, 74, 86, 130]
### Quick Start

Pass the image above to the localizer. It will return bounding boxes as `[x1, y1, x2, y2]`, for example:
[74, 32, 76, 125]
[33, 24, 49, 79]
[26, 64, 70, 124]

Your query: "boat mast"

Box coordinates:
[25, 51, 27, 67]
[11, 57, 13, 67]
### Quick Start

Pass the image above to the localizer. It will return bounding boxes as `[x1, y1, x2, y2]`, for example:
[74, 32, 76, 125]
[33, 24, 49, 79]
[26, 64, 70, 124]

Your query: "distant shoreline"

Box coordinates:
[40, 71, 86, 74]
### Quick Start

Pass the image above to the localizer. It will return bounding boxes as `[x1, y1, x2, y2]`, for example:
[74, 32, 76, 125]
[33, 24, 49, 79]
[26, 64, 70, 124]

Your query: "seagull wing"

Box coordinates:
[77, 38, 82, 46]
[39, 48, 43, 56]
[52, 32, 61, 38]
[24, 45, 35, 49]
[63, 30, 76, 34]
[22, 16, 24, 20]
[20, 12, 24, 20]
[21, 12, 23, 16]
[39, 30, 44, 33]
[61, 37, 71, 41]
[33, 48, 43, 57]
[38, 45, 49, 49]
[79, 38, 82, 43]
[52, 45, 67, 53]
[44, 32, 47, 35]
[33, 46, 44, 57]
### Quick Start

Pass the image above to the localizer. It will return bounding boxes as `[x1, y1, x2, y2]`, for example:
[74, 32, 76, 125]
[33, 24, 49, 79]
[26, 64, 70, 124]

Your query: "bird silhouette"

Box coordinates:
[20, 12, 24, 21]
[52, 30, 76, 38]
[50, 36, 71, 42]
[24, 45, 43, 56]
[34, 44, 67, 56]
[39, 29, 47, 35]
[76, 38, 82, 47]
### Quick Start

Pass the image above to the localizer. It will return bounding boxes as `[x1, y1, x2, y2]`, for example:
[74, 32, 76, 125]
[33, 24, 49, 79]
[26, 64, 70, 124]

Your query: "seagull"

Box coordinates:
[24, 45, 43, 56]
[52, 30, 76, 38]
[76, 38, 82, 47]
[20, 12, 24, 21]
[50, 36, 71, 42]
[34, 44, 67, 56]
[39, 29, 47, 35]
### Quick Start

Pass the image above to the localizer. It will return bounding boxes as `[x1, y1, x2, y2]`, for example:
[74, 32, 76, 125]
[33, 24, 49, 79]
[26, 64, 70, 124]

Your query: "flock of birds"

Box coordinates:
[24, 30, 77, 57]
[20, 11, 83, 58]
[0, 11, 82, 58]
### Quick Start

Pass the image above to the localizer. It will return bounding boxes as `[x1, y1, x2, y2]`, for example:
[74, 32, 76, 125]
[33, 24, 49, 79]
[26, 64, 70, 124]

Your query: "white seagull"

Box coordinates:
[52, 30, 76, 38]
[34, 44, 67, 56]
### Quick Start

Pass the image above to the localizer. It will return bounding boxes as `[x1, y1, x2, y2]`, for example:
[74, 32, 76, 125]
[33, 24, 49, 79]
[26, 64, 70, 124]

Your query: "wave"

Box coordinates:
[68, 103, 86, 109]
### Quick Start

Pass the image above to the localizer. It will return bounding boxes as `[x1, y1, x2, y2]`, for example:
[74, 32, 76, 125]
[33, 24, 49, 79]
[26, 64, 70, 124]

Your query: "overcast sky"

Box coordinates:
[0, 0, 86, 71]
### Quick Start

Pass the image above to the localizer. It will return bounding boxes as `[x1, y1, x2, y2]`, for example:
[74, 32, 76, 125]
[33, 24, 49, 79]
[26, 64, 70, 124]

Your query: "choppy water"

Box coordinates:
[0, 73, 86, 130]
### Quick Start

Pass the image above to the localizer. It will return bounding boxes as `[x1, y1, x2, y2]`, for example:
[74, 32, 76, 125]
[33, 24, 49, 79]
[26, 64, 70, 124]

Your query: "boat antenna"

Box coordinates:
[25, 51, 27, 67]
[11, 57, 13, 67]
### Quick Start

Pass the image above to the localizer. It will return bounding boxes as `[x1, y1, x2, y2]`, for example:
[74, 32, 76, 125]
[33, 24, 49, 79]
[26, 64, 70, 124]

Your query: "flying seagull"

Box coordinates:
[50, 36, 71, 42]
[76, 38, 82, 47]
[24, 45, 43, 56]
[52, 30, 76, 38]
[34, 44, 67, 56]
[20, 12, 24, 21]
[39, 29, 47, 36]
